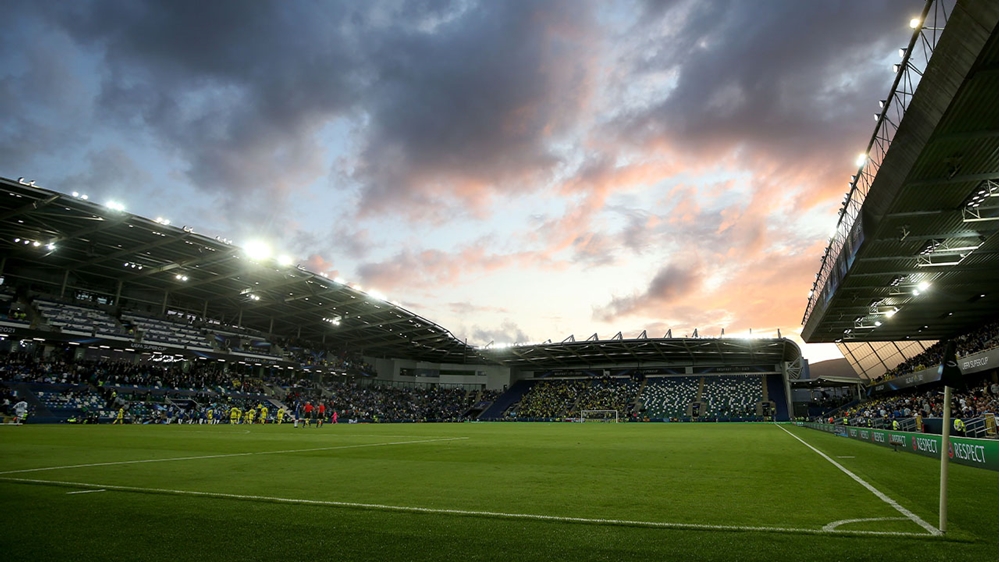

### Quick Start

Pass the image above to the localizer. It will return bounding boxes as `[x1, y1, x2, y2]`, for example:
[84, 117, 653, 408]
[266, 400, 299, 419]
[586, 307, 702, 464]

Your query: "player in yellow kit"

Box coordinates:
[113, 407, 125, 425]
[259, 404, 269, 424]
[230, 406, 240, 424]
[276, 408, 285, 425]
[246, 408, 255, 425]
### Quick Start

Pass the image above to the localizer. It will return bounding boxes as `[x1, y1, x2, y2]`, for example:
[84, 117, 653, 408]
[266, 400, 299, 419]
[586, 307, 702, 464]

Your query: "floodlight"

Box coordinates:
[916, 281, 930, 291]
[106, 201, 126, 212]
[878, 100, 886, 109]
[892, 63, 901, 74]
[874, 321, 882, 327]
[898, 48, 907, 59]
[885, 309, 897, 318]
[855, 153, 867, 167]
[909, 17, 921, 29]
[276, 255, 293, 267]
[243, 240, 272, 261]
[334, 277, 346, 284]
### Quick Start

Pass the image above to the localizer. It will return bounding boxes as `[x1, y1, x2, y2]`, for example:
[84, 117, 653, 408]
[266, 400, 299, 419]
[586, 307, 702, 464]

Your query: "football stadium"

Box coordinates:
[1, 0, 997, 561]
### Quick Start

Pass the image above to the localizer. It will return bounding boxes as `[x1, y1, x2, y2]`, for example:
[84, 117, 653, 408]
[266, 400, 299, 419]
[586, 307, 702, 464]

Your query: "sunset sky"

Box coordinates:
[0, 0, 922, 362]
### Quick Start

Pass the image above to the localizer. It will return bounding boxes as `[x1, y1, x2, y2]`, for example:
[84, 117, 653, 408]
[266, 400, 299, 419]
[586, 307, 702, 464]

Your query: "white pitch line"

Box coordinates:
[822, 517, 908, 532]
[0, 437, 469, 476]
[776, 424, 940, 536]
[67, 488, 106, 495]
[0, 476, 941, 539]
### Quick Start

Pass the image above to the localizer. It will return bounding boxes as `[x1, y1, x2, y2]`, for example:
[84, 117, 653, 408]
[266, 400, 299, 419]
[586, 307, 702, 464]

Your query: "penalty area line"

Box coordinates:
[775, 424, 940, 536]
[0, 436, 469, 476]
[0, 476, 942, 539]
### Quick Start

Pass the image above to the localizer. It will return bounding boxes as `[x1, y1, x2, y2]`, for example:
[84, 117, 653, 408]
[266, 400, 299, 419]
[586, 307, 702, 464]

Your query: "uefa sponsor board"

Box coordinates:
[802, 422, 998, 471]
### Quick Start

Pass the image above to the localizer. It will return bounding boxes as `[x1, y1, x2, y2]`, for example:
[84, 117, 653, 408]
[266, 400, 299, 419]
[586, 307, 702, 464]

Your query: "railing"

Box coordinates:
[802, 0, 954, 325]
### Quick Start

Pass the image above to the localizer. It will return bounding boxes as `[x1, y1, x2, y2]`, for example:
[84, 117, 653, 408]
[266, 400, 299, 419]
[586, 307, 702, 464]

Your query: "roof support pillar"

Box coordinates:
[114, 280, 123, 307]
[202, 300, 208, 320]
[161, 291, 169, 315]
[60, 270, 69, 298]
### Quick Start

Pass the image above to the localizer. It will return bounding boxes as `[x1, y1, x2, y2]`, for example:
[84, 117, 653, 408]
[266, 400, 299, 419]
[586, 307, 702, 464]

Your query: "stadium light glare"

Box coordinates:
[276, 254, 293, 267]
[106, 200, 126, 212]
[885, 308, 897, 318]
[243, 240, 272, 261]
[855, 153, 867, 167]
[154, 217, 171, 225]
[874, 321, 882, 327]
[368, 290, 387, 301]
[917, 281, 931, 291]
[334, 277, 346, 284]
[909, 17, 921, 29]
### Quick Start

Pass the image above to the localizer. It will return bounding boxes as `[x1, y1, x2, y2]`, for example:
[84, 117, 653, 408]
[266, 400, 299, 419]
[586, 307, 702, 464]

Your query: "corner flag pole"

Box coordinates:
[937, 339, 962, 535]
[938, 384, 951, 534]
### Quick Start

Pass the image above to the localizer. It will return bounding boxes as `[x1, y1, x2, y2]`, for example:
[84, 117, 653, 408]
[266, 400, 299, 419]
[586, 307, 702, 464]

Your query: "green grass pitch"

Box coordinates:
[0, 422, 996, 561]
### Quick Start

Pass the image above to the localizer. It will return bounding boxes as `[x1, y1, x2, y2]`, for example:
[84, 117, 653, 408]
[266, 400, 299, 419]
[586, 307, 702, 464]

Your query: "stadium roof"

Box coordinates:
[0, 177, 477, 364]
[802, 0, 998, 344]
[481, 337, 802, 371]
[0, 177, 803, 371]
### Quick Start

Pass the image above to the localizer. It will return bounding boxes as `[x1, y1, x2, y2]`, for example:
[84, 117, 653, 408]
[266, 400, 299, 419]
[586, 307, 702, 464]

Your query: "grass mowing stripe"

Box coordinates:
[0, 476, 949, 539]
[0, 436, 469, 476]
[775, 424, 940, 536]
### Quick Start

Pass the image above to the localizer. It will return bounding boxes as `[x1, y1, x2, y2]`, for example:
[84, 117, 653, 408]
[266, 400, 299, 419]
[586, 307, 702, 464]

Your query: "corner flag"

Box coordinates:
[937, 340, 964, 390]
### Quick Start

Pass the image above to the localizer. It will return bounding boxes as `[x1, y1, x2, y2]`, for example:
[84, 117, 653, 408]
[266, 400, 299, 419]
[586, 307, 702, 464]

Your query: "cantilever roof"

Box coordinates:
[802, 2, 998, 344]
[0, 177, 476, 363]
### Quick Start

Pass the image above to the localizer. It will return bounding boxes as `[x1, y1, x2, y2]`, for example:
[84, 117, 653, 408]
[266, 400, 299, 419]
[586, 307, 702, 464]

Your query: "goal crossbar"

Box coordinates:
[579, 409, 619, 423]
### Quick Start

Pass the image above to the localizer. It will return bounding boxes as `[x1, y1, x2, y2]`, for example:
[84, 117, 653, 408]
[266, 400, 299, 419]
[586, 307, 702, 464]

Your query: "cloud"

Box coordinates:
[448, 302, 510, 316]
[356, 241, 526, 293]
[594, 262, 703, 321]
[468, 319, 532, 346]
[609, 0, 911, 167]
[353, 0, 600, 221]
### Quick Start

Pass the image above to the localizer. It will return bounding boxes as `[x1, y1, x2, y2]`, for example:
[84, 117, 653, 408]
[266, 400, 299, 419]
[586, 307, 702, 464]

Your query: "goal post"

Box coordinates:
[579, 409, 619, 423]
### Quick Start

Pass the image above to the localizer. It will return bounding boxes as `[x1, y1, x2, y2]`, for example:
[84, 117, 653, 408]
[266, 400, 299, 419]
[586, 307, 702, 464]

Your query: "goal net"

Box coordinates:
[579, 410, 619, 423]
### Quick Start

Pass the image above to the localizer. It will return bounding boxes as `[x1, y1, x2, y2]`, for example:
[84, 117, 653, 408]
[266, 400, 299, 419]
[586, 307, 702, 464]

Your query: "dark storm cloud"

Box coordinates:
[43, 0, 363, 201]
[612, 0, 912, 162]
[354, 0, 597, 218]
[6, 0, 600, 227]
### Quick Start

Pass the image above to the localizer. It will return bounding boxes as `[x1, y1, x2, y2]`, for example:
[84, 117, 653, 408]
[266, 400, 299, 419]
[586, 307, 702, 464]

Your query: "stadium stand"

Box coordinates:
[121, 312, 213, 349]
[701, 375, 763, 418]
[35, 299, 128, 339]
[640, 377, 700, 420]
[867, 323, 999, 385]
